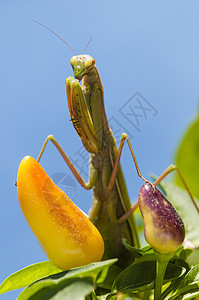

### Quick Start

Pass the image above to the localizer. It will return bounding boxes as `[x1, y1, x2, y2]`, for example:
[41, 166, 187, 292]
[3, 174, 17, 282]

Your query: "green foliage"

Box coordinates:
[175, 111, 199, 199]
[0, 259, 116, 299]
[1, 246, 196, 299]
[112, 255, 185, 293]
[168, 265, 199, 299]
[18, 278, 94, 300]
[0, 261, 61, 295]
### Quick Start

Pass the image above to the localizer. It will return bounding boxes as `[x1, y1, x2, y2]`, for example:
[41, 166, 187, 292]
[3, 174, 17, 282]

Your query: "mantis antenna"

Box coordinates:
[29, 19, 77, 56]
[83, 37, 93, 55]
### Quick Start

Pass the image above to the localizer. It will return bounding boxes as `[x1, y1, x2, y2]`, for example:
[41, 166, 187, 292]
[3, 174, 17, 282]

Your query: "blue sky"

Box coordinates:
[1, 1, 199, 298]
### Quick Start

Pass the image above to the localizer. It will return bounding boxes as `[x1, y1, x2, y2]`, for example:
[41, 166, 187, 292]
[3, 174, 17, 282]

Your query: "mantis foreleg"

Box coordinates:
[37, 134, 97, 190]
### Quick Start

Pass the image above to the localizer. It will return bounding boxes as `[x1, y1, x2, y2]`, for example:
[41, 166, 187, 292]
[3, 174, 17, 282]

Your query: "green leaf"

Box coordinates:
[17, 259, 117, 300]
[113, 260, 155, 293]
[0, 261, 61, 295]
[50, 278, 93, 300]
[169, 265, 199, 299]
[174, 112, 199, 199]
[112, 255, 185, 293]
[122, 239, 153, 258]
[17, 277, 94, 300]
[170, 282, 199, 299]
[97, 263, 121, 290]
[180, 249, 193, 261]
[179, 264, 199, 287]
[161, 275, 185, 300]
[182, 290, 199, 299]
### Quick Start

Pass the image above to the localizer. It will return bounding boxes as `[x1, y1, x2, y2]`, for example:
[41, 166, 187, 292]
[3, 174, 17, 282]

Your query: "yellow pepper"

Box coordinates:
[17, 156, 104, 270]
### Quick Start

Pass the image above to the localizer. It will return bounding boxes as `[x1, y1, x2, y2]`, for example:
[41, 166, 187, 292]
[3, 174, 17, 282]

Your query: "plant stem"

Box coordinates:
[154, 254, 170, 300]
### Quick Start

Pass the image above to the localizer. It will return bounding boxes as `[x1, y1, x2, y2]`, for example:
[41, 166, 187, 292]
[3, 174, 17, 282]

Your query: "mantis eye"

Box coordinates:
[84, 56, 95, 69]
[70, 56, 76, 67]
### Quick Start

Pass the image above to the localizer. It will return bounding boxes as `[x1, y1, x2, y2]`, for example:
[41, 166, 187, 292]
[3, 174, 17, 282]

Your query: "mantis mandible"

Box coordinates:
[31, 21, 199, 269]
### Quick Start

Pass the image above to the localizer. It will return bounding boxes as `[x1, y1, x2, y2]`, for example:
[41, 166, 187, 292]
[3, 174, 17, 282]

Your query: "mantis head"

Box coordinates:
[29, 20, 94, 81]
[70, 55, 95, 80]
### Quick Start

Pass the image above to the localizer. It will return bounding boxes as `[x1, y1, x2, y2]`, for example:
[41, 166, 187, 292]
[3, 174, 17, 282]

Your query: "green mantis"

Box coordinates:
[31, 20, 141, 267]
[31, 21, 199, 271]
[37, 54, 140, 268]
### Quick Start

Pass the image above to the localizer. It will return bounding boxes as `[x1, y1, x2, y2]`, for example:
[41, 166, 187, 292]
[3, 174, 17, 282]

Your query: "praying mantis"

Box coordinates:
[31, 21, 199, 270]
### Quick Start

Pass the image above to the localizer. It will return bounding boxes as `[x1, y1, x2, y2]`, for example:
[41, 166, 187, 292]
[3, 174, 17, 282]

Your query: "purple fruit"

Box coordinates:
[138, 183, 185, 253]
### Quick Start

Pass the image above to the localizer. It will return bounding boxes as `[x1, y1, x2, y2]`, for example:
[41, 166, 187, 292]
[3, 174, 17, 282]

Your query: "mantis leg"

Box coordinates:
[119, 164, 199, 223]
[153, 165, 199, 214]
[37, 134, 97, 190]
[107, 133, 149, 196]
[105, 133, 199, 222]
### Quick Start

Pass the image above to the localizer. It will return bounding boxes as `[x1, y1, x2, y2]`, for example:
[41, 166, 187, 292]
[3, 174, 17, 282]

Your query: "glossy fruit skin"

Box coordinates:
[138, 183, 185, 253]
[17, 156, 104, 270]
